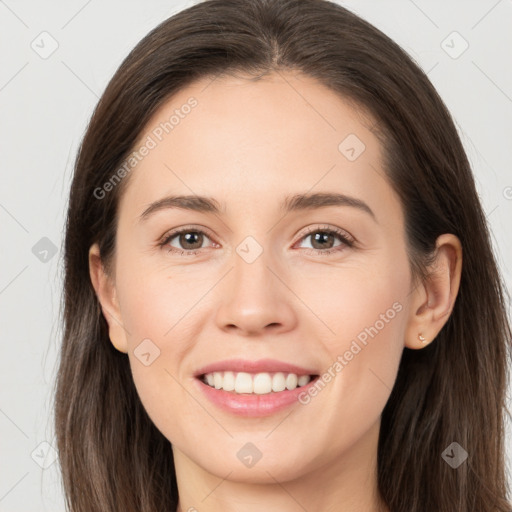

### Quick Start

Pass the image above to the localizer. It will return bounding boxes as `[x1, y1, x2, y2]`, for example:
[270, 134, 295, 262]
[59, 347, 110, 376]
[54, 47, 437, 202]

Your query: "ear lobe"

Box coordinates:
[404, 233, 462, 349]
[88, 243, 128, 353]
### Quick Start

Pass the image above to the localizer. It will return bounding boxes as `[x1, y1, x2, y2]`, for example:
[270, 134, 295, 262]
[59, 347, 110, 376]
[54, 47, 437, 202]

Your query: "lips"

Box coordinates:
[193, 358, 320, 417]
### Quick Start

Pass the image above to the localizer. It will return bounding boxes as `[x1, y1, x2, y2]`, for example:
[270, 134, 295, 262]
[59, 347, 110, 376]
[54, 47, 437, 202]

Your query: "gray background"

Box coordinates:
[0, 0, 511, 510]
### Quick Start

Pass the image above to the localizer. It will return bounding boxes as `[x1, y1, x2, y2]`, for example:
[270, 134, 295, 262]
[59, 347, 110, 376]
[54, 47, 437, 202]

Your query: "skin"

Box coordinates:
[89, 70, 462, 512]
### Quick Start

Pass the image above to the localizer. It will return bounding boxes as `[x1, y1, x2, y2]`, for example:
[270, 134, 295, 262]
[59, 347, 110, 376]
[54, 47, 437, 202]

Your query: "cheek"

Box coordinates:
[297, 256, 409, 352]
[292, 268, 408, 458]
[115, 256, 193, 344]
[119, 283, 197, 444]
[114, 263, 207, 431]
[330, 275, 407, 349]
[302, 251, 410, 405]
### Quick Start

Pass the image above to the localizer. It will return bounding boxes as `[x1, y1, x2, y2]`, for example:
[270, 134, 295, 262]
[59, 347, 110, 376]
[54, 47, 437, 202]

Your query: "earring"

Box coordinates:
[418, 333, 427, 344]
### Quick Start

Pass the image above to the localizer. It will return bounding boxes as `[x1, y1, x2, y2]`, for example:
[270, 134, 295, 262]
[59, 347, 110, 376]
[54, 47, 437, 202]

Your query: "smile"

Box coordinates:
[193, 359, 320, 417]
[201, 371, 313, 394]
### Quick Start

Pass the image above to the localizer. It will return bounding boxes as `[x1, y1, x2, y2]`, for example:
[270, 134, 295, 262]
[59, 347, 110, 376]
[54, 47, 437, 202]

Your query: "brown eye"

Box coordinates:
[296, 226, 354, 255]
[308, 231, 337, 250]
[160, 227, 215, 254]
[175, 231, 204, 250]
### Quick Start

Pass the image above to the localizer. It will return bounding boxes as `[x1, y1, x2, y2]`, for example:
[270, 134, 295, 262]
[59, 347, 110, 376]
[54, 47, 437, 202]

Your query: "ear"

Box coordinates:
[404, 233, 462, 349]
[88, 243, 128, 353]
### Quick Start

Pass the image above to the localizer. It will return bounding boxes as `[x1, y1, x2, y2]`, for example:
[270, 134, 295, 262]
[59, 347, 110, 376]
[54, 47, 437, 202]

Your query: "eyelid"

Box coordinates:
[158, 224, 217, 246]
[295, 224, 355, 245]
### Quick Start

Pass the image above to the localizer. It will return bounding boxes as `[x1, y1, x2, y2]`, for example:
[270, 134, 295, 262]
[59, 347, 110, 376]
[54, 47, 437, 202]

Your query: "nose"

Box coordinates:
[214, 244, 298, 337]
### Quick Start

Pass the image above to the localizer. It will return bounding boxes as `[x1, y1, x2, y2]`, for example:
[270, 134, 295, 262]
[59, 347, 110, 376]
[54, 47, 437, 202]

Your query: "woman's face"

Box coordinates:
[95, 71, 417, 483]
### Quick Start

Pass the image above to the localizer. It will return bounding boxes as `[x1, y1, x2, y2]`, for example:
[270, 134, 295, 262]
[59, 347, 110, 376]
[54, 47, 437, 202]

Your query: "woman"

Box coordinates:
[54, 0, 512, 511]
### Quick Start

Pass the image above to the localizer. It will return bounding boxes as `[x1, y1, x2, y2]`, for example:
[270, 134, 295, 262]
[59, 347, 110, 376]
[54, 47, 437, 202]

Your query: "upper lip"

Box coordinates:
[194, 358, 318, 377]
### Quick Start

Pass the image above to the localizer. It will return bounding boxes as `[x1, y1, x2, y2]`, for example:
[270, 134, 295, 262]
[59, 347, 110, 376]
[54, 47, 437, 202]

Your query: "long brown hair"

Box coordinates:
[54, 0, 512, 510]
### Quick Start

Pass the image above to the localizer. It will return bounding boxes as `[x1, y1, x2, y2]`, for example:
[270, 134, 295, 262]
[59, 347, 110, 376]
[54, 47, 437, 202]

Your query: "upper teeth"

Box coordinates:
[203, 371, 312, 394]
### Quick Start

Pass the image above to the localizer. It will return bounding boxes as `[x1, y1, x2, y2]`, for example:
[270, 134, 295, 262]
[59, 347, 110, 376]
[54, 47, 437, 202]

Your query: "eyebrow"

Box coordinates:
[139, 192, 376, 222]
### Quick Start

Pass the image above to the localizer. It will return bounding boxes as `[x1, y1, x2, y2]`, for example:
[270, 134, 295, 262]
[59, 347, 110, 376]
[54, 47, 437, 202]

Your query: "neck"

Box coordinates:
[173, 419, 389, 512]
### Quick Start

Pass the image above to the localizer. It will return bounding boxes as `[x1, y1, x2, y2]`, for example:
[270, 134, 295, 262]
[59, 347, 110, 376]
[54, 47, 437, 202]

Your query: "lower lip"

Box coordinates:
[194, 376, 319, 417]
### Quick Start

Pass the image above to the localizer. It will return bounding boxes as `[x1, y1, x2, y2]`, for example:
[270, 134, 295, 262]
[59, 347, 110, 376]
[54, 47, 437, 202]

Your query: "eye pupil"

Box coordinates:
[180, 232, 203, 250]
[311, 231, 334, 250]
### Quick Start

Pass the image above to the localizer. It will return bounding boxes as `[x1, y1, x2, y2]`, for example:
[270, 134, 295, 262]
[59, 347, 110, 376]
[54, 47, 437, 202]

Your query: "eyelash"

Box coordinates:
[158, 224, 355, 257]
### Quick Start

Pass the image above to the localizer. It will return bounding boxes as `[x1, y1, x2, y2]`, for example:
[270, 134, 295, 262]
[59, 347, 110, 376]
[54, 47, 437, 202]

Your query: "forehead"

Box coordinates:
[118, 70, 393, 221]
